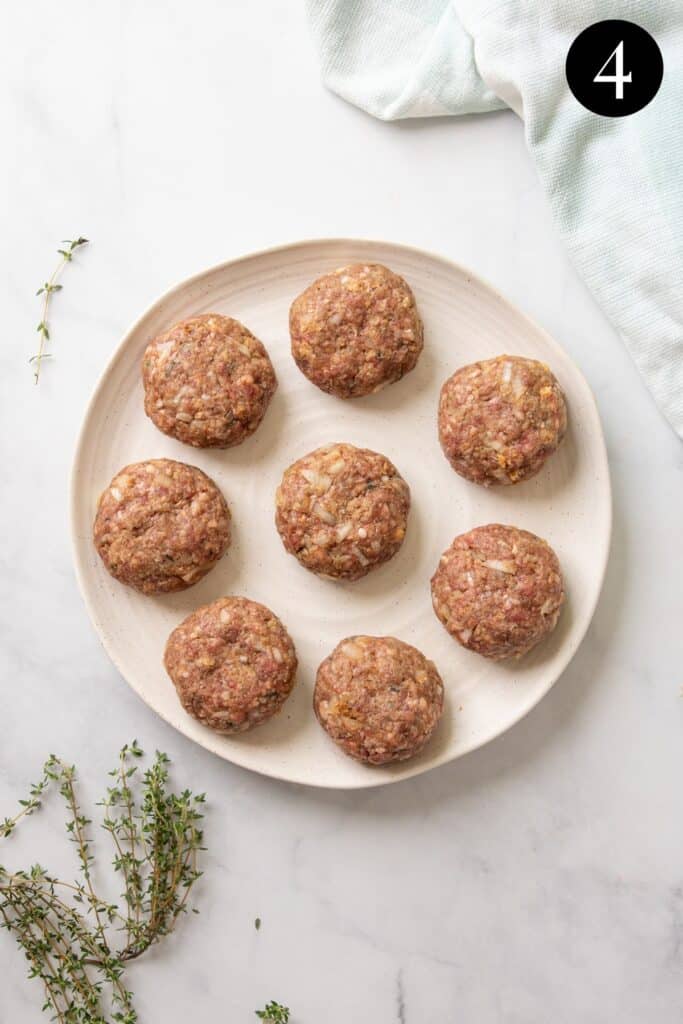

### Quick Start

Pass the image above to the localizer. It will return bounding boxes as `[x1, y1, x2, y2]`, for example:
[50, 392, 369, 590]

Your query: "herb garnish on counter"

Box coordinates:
[32, 235, 88, 383]
[256, 1001, 291, 1022]
[0, 741, 204, 1023]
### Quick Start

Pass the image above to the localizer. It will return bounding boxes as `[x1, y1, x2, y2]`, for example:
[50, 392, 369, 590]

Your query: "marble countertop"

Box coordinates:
[2, 3, 682, 1021]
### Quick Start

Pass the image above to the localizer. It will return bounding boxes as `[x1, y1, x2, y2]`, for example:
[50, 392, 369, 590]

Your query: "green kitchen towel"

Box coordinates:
[307, 0, 683, 438]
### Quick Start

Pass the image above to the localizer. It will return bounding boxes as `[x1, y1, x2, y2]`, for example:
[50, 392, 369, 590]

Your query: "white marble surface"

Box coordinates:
[1, 3, 682, 1021]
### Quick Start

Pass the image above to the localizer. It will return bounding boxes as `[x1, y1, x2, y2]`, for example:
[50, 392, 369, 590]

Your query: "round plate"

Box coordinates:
[71, 239, 611, 789]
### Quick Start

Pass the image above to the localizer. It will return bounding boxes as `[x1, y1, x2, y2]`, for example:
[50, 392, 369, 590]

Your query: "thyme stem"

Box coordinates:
[32, 236, 88, 384]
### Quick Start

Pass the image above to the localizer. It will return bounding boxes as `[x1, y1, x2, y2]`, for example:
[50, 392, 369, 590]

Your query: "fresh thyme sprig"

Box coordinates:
[32, 236, 89, 384]
[256, 1000, 290, 1022]
[0, 741, 205, 1023]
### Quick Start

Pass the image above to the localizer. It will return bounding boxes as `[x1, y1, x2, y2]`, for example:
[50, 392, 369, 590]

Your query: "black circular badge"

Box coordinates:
[566, 20, 663, 117]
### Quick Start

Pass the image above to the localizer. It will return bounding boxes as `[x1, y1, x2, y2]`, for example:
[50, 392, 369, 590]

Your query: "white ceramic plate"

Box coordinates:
[71, 239, 611, 789]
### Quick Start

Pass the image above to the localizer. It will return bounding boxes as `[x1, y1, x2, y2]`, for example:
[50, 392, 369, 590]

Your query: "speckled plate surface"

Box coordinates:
[71, 239, 611, 789]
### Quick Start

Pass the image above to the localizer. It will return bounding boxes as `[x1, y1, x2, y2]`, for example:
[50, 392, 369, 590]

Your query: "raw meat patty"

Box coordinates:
[93, 458, 231, 595]
[431, 523, 564, 659]
[314, 635, 444, 765]
[438, 355, 567, 485]
[143, 313, 277, 448]
[275, 443, 410, 581]
[164, 597, 297, 733]
[290, 263, 423, 398]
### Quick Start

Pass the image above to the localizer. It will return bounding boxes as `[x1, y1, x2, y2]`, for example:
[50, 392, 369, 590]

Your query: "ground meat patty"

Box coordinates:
[314, 635, 444, 765]
[290, 263, 423, 398]
[93, 459, 231, 594]
[142, 314, 277, 448]
[431, 524, 564, 660]
[275, 443, 410, 581]
[164, 597, 297, 733]
[438, 355, 567, 486]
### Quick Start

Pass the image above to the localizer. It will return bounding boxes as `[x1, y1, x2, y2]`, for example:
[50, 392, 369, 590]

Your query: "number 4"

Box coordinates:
[594, 40, 632, 99]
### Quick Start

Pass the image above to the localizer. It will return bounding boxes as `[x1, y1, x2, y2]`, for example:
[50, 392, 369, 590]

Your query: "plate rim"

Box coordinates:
[70, 237, 613, 789]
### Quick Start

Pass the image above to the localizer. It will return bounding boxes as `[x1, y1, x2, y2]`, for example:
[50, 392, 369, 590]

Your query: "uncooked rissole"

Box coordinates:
[142, 313, 277, 448]
[431, 523, 564, 659]
[275, 442, 410, 580]
[438, 355, 567, 485]
[164, 596, 297, 733]
[290, 263, 423, 398]
[93, 458, 231, 594]
[314, 635, 444, 764]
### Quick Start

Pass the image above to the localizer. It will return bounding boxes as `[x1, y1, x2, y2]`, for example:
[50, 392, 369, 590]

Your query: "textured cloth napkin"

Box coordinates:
[306, 0, 683, 438]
